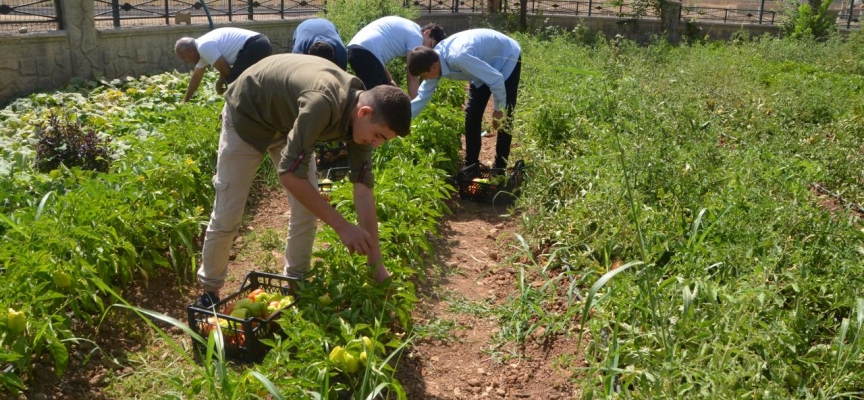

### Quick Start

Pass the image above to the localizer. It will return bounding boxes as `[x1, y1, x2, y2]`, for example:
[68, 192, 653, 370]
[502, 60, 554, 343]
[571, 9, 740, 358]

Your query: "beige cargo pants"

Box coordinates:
[197, 104, 319, 293]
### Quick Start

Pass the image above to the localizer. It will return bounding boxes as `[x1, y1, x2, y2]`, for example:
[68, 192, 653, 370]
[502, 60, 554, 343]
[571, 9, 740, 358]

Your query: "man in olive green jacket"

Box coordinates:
[195, 54, 411, 308]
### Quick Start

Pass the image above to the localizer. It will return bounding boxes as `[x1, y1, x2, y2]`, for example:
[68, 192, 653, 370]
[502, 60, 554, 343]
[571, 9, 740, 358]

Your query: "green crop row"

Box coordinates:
[508, 29, 864, 398]
[0, 58, 466, 397]
[0, 72, 223, 393]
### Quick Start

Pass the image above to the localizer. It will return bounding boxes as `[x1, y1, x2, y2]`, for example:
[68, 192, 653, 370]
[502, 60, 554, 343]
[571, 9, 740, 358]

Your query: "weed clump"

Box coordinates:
[34, 113, 112, 173]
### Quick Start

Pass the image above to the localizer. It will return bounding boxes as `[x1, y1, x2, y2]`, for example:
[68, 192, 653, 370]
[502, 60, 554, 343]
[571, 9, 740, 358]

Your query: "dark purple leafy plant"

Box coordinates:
[34, 113, 112, 173]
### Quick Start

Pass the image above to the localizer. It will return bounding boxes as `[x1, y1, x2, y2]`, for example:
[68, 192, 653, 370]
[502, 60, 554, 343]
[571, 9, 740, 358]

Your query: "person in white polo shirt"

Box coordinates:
[347, 16, 445, 98]
[407, 28, 522, 170]
[174, 27, 272, 102]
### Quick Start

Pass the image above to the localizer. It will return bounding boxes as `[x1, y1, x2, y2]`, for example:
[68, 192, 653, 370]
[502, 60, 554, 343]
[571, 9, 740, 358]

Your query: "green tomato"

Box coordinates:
[318, 294, 332, 306]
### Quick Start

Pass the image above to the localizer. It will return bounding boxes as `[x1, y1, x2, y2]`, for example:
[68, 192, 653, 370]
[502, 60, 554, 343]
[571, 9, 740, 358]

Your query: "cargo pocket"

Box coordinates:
[212, 175, 230, 216]
[222, 107, 234, 129]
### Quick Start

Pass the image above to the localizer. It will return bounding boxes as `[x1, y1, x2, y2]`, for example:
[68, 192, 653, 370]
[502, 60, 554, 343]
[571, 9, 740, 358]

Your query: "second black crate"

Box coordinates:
[457, 160, 526, 206]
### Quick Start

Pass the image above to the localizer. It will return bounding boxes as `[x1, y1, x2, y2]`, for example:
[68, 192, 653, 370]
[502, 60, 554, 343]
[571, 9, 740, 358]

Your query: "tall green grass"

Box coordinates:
[509, 29, 864, 397]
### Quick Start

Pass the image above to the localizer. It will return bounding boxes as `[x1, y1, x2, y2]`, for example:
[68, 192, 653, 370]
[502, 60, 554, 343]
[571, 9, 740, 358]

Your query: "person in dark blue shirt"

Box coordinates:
[292, 18, 348, 71]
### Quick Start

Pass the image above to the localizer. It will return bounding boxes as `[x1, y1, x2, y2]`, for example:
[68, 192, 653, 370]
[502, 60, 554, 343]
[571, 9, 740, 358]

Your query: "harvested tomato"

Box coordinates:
[247, 288, 265, 300]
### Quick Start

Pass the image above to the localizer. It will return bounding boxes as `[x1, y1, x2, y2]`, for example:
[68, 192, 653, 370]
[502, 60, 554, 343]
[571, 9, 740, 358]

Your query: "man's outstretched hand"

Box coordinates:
[214, 76, 227, 95]
[372, 262, 391, 283]
[337, 223, 375, 256]
[491, 109, 505, 131]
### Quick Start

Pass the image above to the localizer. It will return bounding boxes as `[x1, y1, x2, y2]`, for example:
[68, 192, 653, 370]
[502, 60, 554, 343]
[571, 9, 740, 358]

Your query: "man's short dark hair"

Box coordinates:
[362, 86, 411, 137]
[407, 46, 439, 77]
[423, 23, 446, 45]
[307, 41, 336, 65]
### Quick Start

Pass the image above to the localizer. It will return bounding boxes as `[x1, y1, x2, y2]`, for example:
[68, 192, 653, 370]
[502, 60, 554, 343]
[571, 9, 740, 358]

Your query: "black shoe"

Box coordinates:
[195, 291, 220, 309]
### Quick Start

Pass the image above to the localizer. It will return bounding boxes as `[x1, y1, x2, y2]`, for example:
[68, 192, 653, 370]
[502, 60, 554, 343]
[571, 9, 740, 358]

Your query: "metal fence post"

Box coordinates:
[281, 0, 285, 19]
[111, 0, 120, 27]
[848, 0, 855, 29]
[588, 0, 592, 16]
[165, 0, 170, 25]
[759, 0, 765, 24]
[247, 0, 254, 20]
[54, 0, 64, 29]
[228, 0, 233, 21]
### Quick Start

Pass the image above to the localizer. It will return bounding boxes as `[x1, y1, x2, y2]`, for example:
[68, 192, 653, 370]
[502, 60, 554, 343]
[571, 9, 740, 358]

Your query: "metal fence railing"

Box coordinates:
[1, 0, 861, 34]
[492, 0, 852, 28]
[837, 0, 862, 29]
[502, 0, 657, 18]
[93, 0, 325, 29]
[0, 0, 61, 33]
[681, 5, 776, 24]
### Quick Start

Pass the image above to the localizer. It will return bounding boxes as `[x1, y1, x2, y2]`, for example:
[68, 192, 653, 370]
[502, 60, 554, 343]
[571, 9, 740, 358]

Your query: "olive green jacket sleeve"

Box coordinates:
[278, 91, 334, 180]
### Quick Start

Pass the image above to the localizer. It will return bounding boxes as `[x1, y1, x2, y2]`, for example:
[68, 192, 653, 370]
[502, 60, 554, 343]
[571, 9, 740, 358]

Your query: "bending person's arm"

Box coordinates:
[182, 68, 207, 102]
[211, 56, 231, 95]
[410, 78, 440, 119]
[280, 173, 376, 256]
[453, 53, 507, 111]
[407, 71, 420, 99]
[353, 182, 389, 282]
[212, 56, 231, 78]
[278, 92, 377, 257]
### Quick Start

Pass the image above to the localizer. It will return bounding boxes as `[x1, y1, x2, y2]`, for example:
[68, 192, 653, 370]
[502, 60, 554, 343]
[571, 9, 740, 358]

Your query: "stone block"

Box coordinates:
[37, 59, 50, 76]
[137, 48, 148, 63]
[112, 58, 132, 76]
[175, 11, 192, 25]
[55, 54, 68, 67]
[0, 57, 19, 71]
[0, 72, 18, 92]
[19, 59, 36, 75]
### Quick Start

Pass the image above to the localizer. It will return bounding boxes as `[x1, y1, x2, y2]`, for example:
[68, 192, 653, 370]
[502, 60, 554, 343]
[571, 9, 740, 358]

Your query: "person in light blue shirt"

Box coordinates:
[292, 18, 348, 71]
[408, 28, 522, 169]
[347, 16, 446, 98]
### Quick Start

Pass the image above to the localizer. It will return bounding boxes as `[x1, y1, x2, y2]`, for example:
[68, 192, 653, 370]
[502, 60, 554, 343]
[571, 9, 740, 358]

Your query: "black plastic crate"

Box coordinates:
[186, 271, 298, 363]
[457, 160, 526, 206]
[316, 142, 349, 170]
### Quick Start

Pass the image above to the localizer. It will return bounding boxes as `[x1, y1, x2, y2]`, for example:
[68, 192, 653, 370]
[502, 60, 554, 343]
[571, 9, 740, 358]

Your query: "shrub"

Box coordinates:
[782, 0, 835, 40]
[34, 113, 112, 173]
